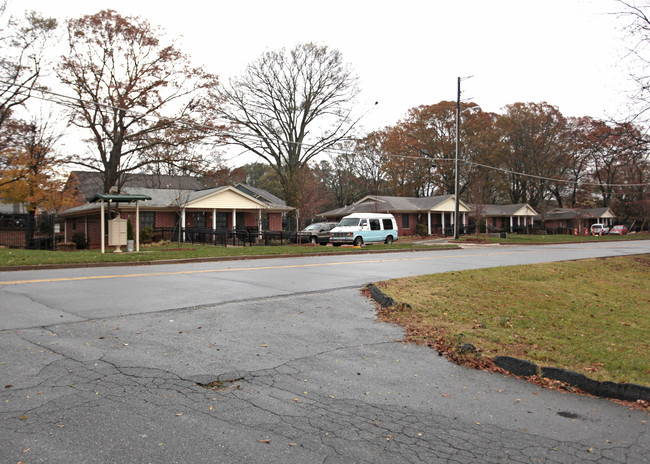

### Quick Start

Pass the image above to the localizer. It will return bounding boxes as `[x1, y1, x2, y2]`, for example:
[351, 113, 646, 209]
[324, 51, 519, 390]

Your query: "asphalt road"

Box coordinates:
[1, 241, 649, 463]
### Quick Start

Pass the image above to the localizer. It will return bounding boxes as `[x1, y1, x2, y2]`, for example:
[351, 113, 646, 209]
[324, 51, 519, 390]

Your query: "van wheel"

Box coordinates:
[353, 236, 363, 247]
[310, 236, 318, 244]
[385, 235, 393, 244]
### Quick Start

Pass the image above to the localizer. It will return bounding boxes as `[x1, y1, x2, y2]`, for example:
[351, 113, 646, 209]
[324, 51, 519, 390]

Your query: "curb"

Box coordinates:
[0, 245, 459, 273]
[366, 284, 650, 403]
[493, 356, 650, 403]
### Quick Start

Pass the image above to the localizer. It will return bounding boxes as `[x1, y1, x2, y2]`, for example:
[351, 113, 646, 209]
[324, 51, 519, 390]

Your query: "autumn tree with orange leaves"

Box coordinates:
[0, 117, 79, 247]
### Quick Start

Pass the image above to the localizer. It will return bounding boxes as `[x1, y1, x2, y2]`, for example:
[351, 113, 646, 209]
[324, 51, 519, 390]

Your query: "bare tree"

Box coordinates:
[57, 10, 220, 194]
[215, 43, 360, 213]
[617, 1, 650, 124]
[0, 3, 57, 129]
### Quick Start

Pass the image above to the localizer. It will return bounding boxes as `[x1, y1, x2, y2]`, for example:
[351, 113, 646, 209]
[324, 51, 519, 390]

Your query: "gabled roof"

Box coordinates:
[61, 185, 292, 216]
[543, 207, 615, 220]
[235, 184, 286, 207]
[355, 195, 458, 211]
[319, 194, 470, 218]
[184, 185, 268, 209]
[473, 203, 538, 217]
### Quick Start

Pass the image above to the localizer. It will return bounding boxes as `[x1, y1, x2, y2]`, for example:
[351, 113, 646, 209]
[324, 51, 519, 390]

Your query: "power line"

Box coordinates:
[2, 79, 650, 188]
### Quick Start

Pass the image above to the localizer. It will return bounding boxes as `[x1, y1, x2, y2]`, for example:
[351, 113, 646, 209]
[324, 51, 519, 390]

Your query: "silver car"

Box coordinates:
[296, 222, 339, 245]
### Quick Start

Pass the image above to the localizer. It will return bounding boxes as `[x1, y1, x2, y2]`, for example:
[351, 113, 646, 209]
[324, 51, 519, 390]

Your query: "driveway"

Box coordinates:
[1, 242, 649, 463]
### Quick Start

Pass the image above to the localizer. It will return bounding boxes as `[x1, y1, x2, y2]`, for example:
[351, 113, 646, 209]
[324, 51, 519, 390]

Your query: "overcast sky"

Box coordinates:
[7, 0, 638, 162]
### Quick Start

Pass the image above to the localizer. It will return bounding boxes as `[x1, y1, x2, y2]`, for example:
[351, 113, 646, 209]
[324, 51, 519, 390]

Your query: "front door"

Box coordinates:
[236, 212, 246, 230]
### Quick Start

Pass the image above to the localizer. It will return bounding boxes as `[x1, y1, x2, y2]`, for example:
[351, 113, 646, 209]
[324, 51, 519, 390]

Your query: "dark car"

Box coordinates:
[296, 222, 339, 245]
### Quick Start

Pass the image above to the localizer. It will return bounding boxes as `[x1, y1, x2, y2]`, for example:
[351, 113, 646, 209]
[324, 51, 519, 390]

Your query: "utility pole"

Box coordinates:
[454, 77, 461, 240]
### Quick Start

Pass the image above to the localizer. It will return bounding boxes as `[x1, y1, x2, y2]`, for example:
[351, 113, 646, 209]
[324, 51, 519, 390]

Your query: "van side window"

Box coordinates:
[382, 219, 393, 230]
[369, 219, 380, 230]
[360, 219, 368, 229]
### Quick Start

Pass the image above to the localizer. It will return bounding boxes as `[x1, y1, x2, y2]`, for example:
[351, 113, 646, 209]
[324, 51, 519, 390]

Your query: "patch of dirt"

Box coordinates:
[461, 238, 490, 243]
[197, 379, 242, 392]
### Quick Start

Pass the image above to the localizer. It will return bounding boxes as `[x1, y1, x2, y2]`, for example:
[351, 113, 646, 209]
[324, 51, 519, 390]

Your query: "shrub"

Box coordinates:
[127, 218, 134, 241]
[416, 223, 428, 236]
[71, 232, 87, 249]
[140, 226, 154, 244]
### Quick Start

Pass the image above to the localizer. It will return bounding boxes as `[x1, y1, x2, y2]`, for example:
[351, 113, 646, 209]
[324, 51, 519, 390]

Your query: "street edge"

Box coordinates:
[366, 283, 650, 403]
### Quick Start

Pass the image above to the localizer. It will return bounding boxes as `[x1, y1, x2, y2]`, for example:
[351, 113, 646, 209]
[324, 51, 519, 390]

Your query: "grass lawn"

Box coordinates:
[374, 254, 650, 387]
[0, 241, 452, 267]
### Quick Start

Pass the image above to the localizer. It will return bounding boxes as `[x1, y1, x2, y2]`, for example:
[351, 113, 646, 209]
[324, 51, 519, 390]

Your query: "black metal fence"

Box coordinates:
[0, 213, 65, 250]
[155, 227, 299, 247]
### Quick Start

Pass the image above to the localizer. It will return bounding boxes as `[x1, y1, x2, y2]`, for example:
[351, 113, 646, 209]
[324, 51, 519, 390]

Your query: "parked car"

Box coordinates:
[295, 222, 339, 245]
[590, 223, 610, 235]
[609, 225, 628, 235]
[329, 213, 398, 246]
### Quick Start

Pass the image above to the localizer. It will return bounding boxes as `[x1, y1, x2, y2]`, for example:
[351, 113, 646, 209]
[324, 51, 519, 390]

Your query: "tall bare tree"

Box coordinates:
[215, 43, 360, 213]
[0, 3, 57, 129]
[57, 10, 220, 194]
[618, 1, 650, 125]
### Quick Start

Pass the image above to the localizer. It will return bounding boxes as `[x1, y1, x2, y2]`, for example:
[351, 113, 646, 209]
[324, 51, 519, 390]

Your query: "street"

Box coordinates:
[1, 241, 649, 463]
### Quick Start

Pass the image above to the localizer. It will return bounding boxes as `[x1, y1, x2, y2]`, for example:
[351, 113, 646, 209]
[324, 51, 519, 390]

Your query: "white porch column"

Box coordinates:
[530, 216, 534, 226]
[510, 216, 513, 232]
[427, 212, 432, 235]
[135, 201, 140, 252]
[212, 209, 216, 229]
[232, 209, 237, 229]
[100, 200, 105, 254]
[441, 212, 446, 235]
[181, 209, 186, 242]
[258, 209, 262, 233]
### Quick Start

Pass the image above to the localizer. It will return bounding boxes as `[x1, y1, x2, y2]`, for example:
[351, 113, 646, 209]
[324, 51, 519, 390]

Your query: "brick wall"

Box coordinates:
[268, 213, 282, 230]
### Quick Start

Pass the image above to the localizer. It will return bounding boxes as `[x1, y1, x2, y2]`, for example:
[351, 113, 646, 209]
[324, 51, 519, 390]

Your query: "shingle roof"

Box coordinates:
[319, 194, 464, 217]
[356, 195, 455, 211]
[68, 171, 208, 200]
[235, 184, 286, 207]
[62, 185, 291, 216]
[473, 203, 538, 216]
[543, 207, 614, 220]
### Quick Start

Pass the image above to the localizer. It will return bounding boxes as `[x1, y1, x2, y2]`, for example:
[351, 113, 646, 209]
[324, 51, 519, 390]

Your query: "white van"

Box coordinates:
[329, 213, 398, 246]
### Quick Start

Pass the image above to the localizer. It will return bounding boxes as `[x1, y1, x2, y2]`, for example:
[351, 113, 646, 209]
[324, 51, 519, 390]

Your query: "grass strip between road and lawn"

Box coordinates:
[0, 242, 453, 267]
[458, 233, 650, 244]
[374, 254, 650, 387]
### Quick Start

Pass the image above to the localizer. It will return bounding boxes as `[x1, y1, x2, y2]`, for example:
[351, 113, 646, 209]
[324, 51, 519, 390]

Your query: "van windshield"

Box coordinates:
[339, 218, 360, 227]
